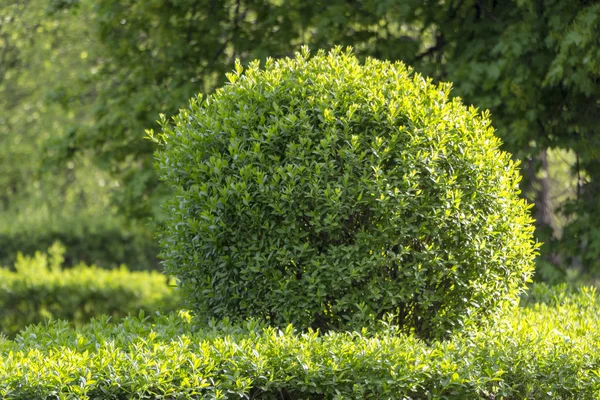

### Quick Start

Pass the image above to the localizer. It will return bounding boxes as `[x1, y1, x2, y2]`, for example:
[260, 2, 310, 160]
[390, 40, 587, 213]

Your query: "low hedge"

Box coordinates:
[0, 243, 181, 337]
[0, 284, 598, 399]
[0, 218, 159, 270]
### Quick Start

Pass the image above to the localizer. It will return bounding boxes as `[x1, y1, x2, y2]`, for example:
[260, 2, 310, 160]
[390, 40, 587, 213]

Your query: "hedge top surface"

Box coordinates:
[153, 47, 537, 339]
[1, 285, 599, 399]
[0, 243, 182, 337]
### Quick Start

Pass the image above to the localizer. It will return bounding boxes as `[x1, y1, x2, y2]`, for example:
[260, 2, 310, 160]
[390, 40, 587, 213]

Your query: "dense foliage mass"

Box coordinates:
[0, 244, 181, 337]
[155, 48, 537, 339]
[0, 1, 158, 269]
[0, 284, 598, 399]
[0, 216, 158, 269]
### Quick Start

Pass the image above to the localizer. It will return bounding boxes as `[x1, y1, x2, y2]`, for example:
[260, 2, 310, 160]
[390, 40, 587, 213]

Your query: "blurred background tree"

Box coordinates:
[0, 0, 157, 268]
[1, 0, 598, 281]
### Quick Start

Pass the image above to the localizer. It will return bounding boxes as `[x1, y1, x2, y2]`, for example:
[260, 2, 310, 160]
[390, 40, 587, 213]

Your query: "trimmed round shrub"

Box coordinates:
[153, 47, 537, 339]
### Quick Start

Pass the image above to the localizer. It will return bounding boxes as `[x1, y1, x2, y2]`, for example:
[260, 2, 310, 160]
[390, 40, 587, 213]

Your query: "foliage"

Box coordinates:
[0, 284, 597, 399]
[0, 206, 159, 270]
[0, 243, 181, 337]
[44, 0, 431, 219]
[0, 156, 159, 269]
[0, 0, 158, 268]
[2, 0, 598, 278]
[0, 0, 95, 206]
[154, 48, 537, 339]
[86, 0, 600, 277]
[412, 0, 600, 274]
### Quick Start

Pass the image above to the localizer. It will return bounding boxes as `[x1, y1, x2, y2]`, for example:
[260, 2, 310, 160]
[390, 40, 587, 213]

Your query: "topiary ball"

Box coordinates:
[153, 47, 537, 339]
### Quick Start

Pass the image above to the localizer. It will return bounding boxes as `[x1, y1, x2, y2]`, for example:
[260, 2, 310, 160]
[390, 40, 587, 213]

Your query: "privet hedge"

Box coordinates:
[1, 285, 599, 399]
[0, 243, 181, 337]
[153, 47, 538, 339]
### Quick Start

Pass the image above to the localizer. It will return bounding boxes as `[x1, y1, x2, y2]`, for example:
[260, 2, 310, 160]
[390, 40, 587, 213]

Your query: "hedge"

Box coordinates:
[0, 216, 159, 270]
[0, 284, 597, 399]
[0, 243, 181, 337]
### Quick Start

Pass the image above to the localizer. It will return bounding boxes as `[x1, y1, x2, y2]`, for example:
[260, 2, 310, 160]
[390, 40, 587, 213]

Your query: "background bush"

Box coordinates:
[154, 48, 538, 339]
[0, 243, 181, 337]
[0, 154, 159, 270]
[0, 284, 598, 399]
[0, 216, 159, 270]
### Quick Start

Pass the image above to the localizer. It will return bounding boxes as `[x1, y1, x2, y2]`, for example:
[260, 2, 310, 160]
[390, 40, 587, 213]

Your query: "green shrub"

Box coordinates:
[0, 243, 181, 337]
[0, 151, 160, 270]
[0, 211, 159, 270]
[153, 47, 538, 339]
[0, 284, 598, 399]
